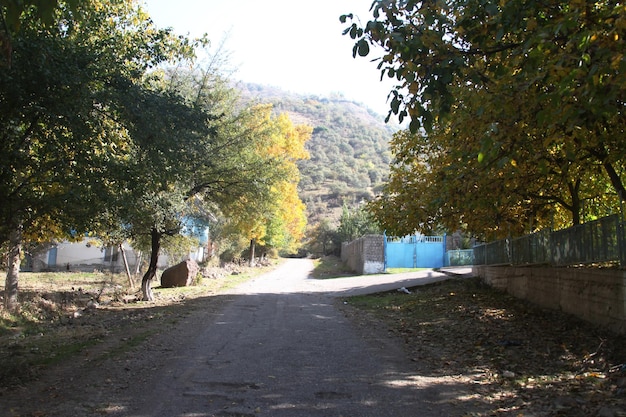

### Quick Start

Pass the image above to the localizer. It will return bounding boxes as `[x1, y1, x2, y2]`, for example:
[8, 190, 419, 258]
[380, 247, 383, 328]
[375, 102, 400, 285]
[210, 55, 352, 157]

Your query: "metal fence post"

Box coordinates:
[383, 231, 388, 272]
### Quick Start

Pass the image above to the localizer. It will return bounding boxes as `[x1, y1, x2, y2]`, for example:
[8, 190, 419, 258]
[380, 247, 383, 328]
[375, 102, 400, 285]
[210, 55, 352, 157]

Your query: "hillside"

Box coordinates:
[239, 83, 396, 226]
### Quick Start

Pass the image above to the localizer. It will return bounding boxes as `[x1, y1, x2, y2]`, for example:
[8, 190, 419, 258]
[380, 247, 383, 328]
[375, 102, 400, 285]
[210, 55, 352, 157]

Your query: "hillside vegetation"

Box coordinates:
[240, 84, 396, 226]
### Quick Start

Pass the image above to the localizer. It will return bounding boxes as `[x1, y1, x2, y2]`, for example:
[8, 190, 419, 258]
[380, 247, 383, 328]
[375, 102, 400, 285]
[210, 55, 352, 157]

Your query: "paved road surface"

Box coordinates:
[128, 259, 473, 417]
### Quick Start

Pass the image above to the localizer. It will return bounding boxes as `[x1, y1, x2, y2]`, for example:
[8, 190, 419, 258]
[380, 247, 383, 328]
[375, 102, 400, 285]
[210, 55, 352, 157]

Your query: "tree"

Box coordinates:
[344, 0, 626, 236]
[102, 64, 217, 300]
[307, 219, 341, 256]
[337, 204, 381, 243]
[118, 49, 307, 297]
[369, 78, 619, 239]
[0, 0, 194, 309]
[261, 114, 311, 255]
[219, 111, 311, 265]
[0, 0, 83, 68]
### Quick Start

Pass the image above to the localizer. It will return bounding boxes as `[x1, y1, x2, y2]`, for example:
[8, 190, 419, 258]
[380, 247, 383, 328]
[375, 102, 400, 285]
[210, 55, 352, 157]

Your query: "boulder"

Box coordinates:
[160, 259, 199, 288]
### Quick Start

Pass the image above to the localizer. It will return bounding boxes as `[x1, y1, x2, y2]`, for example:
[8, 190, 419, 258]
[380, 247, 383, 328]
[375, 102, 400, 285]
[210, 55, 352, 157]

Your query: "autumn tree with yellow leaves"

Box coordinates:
[221, 111, 311, 264]
[344, 0, 625, 238]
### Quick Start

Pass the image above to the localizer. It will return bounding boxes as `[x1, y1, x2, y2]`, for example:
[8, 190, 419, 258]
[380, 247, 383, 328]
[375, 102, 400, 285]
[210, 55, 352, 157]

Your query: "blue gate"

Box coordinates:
[384, 234, 446, 269]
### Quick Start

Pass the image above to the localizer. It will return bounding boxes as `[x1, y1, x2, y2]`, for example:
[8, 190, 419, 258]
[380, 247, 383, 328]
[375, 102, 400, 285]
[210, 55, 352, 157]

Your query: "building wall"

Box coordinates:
[24, 236, 207, 274]
[26, 240, 143, 273]
[473, 265, 626, 334]
[341, 235, 385, 275]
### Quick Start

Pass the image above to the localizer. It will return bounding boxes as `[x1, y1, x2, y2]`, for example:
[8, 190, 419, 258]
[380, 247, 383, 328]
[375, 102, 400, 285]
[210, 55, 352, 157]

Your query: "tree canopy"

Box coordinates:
[344, 0, 625, 238]
[219, 110, 311, 262]
[1, 0, 198, 308]
[1, 0, 312, 307]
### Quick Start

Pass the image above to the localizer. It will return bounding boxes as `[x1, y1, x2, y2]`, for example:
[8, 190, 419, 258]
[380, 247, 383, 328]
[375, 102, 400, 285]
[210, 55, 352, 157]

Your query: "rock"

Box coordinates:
[122, 294, 138, 304]
[502, 370, 516, 379]
[160, 259, 199, 288]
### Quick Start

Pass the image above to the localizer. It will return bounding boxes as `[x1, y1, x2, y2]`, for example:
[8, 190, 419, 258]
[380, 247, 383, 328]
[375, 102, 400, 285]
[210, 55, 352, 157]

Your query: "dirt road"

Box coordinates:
[129, 259, 475, 417]
[4, 259, 476, 417]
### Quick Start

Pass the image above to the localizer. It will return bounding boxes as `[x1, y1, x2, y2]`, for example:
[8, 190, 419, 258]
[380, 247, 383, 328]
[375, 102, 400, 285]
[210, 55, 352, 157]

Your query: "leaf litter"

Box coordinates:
[345, 277, 626, 417]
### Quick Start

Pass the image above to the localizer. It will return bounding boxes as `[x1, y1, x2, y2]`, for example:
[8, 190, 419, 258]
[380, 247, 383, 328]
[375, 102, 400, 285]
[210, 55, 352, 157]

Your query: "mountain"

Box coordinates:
[239, 83, 397, 226]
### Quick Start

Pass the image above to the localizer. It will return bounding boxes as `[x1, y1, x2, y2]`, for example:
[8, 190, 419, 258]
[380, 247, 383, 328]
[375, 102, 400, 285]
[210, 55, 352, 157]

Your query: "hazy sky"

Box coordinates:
[141, 0, 395, 116]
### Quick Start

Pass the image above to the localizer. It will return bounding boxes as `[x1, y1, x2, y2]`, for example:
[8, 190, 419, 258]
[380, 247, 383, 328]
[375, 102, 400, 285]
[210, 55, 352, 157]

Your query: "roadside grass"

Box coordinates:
[310, 255, 357, 279]
[97, 329, 159, 361]
[313, 257, 626, 414]
[344, 277, 626, 416]
[310, 256, 428, 278]
[385, 267, 428, 274]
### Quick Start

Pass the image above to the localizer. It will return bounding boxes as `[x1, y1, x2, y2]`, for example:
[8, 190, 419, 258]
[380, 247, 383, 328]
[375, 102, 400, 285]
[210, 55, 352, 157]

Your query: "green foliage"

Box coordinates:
[346, 0, 626, 238]
[306, 219, 341, 257]
[206, 107, 310, 261]
[337, 205, 381, 243]
[310, 255, 356, 279]
[0, 0, 82, 32]
[160, 234, 201, 266]
[0, 0, 193, 247]
[1, 0, 302, 303]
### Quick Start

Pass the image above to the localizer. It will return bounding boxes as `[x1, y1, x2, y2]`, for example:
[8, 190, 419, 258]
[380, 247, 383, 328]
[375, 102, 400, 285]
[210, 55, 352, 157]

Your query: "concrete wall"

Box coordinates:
[341, 235, 385, 275]
[473, 265, 626, 334]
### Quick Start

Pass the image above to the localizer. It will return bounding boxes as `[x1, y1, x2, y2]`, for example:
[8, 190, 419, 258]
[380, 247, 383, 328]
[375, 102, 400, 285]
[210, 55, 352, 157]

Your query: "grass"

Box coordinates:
[385, 267, 428, 274]
[310, 256, 357, 279]
[97, 329, 159, 361]
[343, 277, 626, 416]
[310, 256, 429, 278]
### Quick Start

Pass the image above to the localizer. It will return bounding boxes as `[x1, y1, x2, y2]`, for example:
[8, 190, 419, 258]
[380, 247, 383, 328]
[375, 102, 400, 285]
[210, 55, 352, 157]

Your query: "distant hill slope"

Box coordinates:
[239, 83, 396, 225]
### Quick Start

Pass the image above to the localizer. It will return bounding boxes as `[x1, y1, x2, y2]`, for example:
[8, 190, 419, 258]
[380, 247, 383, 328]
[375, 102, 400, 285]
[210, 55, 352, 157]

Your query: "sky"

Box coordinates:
[141, 0, 395, 116]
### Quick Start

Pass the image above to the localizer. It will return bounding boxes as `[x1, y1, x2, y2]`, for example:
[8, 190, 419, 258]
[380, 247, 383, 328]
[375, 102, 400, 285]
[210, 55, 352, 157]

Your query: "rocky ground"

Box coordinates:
[1, 264, 625, 416]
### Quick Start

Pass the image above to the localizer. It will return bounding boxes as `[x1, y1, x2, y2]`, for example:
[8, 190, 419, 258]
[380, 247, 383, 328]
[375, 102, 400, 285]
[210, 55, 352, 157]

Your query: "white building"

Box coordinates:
[24, 238, 208, 273]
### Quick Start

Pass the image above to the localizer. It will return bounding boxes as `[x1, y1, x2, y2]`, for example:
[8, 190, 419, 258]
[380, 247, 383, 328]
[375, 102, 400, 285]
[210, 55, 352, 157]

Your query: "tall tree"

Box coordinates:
[121, 52, 309, 298]
[0, 0, 193, 309]
[344, 0, 626, 235]
[261, 113, 311, 255]
[369, 78, 616, 238]
[219, 111, 311, 265]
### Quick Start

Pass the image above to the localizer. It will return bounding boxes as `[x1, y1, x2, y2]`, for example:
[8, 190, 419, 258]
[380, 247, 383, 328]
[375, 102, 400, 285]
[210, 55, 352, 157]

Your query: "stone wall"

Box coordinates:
[473, 265, 626, 334]
[341, 235, 385, 275]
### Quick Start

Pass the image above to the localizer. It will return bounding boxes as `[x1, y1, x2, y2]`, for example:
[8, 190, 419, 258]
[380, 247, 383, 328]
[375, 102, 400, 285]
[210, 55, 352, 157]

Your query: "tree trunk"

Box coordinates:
[588, 145, 626, 202]
[4, 222, 23, 311]
[141, 228, 161, 301]
[602, 161, 626, 202]
[134, 250, 143, 276]
[568, 179, 582, 226]
[248, 238, 256, 267]
[119, 243, 135, 289]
